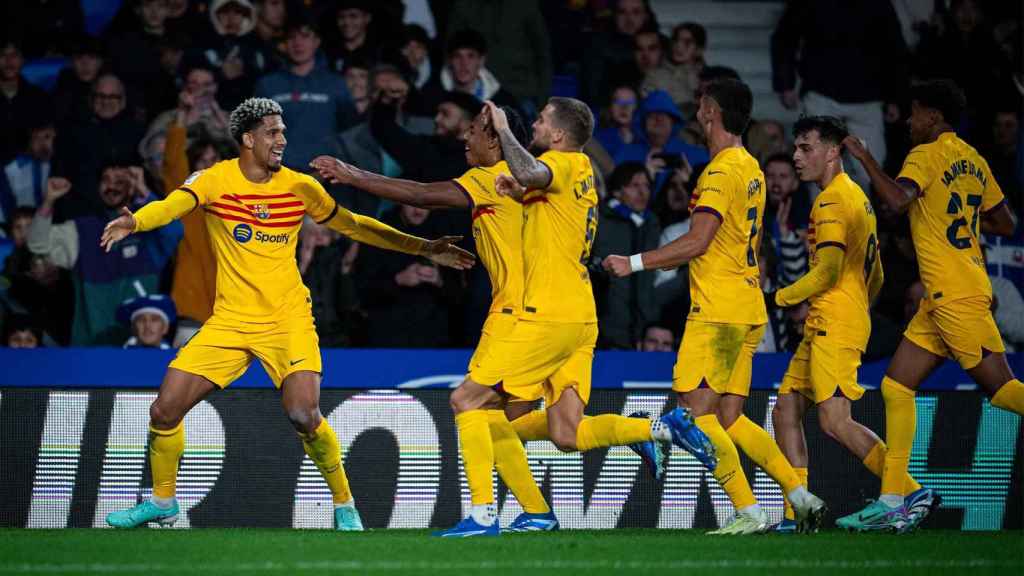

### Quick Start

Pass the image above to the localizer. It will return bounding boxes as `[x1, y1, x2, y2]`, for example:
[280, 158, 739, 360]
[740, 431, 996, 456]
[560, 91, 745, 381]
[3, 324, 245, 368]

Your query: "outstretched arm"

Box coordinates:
[602, 211, 721, 276]
[485, 101, 552, 189]
[843, 136, 918, 214]
[319, 203, 475, 270]
[774, 245, 844, 307]
[310, 156, 470, 210]
[100, 189, 196, 252]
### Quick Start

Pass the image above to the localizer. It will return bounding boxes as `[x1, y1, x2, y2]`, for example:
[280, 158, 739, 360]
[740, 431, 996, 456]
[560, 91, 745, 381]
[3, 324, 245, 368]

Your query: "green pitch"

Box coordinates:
[1, 529, 1021, 575]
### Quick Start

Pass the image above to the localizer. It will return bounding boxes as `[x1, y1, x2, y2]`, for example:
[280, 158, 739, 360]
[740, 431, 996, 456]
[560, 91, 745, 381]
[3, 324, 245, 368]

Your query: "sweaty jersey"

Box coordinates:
[687, 146, 767, 325]
[520, 150, 598, 323]
[805, 173, 879, 349]
[897, 132, 1004, 310]
[179, 159, 338, 327]
[453, 160, 525, 316]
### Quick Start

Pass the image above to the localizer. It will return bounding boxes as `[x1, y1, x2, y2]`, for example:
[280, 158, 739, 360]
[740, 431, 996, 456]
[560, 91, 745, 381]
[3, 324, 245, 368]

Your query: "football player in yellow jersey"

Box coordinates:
[605, 79, 825, 534]
[100, 98, 474, 531]
[477, 97, 714, 530]
[310, 106, 583, 535]
[767, 116, 931, 534]
[841, 79, 1020, 532]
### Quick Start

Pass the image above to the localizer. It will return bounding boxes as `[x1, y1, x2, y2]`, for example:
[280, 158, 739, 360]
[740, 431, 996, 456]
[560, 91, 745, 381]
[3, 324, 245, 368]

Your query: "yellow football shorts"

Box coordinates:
[469, 319, 598, 406]
[780, 329, 865, 404]
[673, 321, 766, 395]
[169, 315, 322, 388]
[904, 295, 1005, 370]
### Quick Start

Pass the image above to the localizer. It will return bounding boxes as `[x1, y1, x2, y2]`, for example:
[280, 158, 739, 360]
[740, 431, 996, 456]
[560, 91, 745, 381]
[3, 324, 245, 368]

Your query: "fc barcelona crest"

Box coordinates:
[252, 203, 271, 220]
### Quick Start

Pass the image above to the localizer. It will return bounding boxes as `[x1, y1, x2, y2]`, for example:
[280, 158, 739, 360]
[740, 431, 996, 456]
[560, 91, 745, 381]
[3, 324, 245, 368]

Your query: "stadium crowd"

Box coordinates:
[0, 0, 1021, 354]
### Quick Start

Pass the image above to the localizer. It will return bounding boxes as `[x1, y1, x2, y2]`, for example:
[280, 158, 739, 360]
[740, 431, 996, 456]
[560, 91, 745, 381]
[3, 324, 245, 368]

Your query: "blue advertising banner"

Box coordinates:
[0, 349, 1020, 391]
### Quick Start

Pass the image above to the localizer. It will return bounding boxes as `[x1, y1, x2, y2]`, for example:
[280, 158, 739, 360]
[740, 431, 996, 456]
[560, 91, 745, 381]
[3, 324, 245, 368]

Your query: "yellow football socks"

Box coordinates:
[991, 379, 1024, 415]
[576, 414, 652, 451]
[726, 415, 802, 493]
[695, 414, 756, 510]
[300, 418, 352, 504]
[783, 467, 808, 521]
[487, 410, 549, 514]
[455, 410, 495, 506]
[862, 441, 921, 495]
[511, 410, 550, 441]
[880, 376, 916, 496]
[149, 422, 184, 499]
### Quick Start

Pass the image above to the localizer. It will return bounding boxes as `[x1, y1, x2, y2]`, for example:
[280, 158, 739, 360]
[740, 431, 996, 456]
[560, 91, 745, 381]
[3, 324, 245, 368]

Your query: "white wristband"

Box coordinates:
[629, 254, 645, 273]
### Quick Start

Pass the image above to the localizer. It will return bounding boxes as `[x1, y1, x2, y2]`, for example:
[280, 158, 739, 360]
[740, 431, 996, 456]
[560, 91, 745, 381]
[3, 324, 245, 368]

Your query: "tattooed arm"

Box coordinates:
[485, 101, 552, 190]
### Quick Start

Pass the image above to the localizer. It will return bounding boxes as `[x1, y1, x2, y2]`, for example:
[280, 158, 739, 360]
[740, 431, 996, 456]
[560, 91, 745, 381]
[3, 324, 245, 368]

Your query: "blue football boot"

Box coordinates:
[106, 499, 179, 528]
[660, 407, 717, 471]
[626, 411, 667, 481]
[433, 515, 500, 538]
[505, 511, 560, 533]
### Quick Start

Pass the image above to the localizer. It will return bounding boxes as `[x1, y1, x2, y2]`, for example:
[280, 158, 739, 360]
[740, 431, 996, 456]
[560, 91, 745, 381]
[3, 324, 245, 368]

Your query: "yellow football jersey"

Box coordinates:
[180, 159, 337, 328]
[520, 150, 598, 323]
[804, 172, 878, 349]
[686, 146, 767, 325]
[453, 160, 524, 316]
[897, 132, 1004, 309]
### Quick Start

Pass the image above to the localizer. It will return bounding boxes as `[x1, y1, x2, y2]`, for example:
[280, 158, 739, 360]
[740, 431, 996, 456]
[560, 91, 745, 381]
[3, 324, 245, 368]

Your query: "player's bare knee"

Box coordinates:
[551, 431, 577, 453]
[286, 406, 321, 434]
[149, 401, 182, 429]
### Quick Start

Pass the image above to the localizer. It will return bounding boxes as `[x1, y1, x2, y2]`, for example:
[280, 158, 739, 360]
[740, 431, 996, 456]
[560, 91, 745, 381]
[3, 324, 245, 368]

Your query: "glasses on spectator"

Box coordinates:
[613, 98, 637, 107]
[94, 92, 124, 101]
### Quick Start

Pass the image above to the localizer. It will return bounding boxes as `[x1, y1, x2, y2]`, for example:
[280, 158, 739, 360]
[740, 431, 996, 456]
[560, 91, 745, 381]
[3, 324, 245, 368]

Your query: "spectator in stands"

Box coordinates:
[141, 66, 232, 177]
[5, 251, 74, 346]
[3, 313, 41, 348]
[164, 0, 207, 38]
[422, 29, 520, 115]
[986, 242, 1024, 353]
[356, 204, 453, 347]
[581, 0, 657, 106]
[637, 323, 674, 352]
[0, 120, 55, 226]
[192, 0, 273, 110]
[614, 90, 710, 192]
[53, 36, 104, 124]
[0, 39, 53, 166]
[370, 91, 479, 183]
[590, 162, 662, 349]
[762, 153, 810, 287]
[446, 0, 551, 115]
[651, 163, 700, 332]
[51, 74, 146, 219]
[255, 14, 356, 170]
[633, 27, 665, 76]
[27, 170, 183, 346]
[651, 163, 694, 228]
[399, 25, 433, 90]
[323, 64, 433, 216]
[299, 217, 361, 347]
[916, 0, 1013, 129]
[117, 294, 176, 349]
[644, 23, 706, 114]
[1, 207, 34, 275]
[0, 1, 82, 59]
[595, 84, 641, 161]
[986, 108, 1021, 215]
[253, 0, 288, 69]
[163, 121, 234, 346]
[746, 119, 788, 164]
[323, 0, 380, 74]
[771, 0, 908, 190]
[106, 0, 178, 119]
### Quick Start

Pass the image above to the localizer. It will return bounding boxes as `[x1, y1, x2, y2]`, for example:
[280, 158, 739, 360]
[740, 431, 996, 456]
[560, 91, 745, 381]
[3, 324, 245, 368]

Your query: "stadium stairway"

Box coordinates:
[652, 0, 797, 126]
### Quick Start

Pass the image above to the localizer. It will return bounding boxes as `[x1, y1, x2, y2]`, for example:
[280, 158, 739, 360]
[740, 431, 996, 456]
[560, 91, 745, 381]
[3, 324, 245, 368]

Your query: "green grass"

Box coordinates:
[1, 529, 1021, 575]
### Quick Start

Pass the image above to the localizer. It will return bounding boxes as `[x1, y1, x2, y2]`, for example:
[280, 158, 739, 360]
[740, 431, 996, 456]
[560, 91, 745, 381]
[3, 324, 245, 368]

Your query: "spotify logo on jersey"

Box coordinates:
[233, 223, 253, 243]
